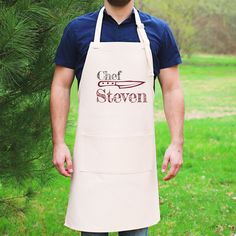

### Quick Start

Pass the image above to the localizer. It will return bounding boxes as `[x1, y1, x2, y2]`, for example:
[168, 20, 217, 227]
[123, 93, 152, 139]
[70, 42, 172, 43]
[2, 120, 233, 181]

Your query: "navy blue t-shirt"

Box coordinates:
[54, 6, 182, 87]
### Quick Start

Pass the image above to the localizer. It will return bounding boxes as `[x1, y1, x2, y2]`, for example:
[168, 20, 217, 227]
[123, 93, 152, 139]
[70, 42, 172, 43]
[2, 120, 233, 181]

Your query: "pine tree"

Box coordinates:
[0, 0, 102, 219]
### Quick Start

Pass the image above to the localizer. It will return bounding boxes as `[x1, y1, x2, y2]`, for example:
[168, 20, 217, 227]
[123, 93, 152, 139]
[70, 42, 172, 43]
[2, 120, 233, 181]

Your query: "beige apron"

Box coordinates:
[64, 6, 160, 233]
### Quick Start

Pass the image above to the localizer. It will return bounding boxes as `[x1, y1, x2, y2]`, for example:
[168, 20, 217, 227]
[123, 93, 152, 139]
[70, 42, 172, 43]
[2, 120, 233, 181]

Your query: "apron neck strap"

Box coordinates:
[93, 6, 154, 77]
[93, 6, 150, 47]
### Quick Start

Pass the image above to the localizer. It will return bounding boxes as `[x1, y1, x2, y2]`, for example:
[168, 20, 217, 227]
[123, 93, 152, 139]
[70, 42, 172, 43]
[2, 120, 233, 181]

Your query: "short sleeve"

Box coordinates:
[53, 22, 77, 69]
[158, 22, 182, 69]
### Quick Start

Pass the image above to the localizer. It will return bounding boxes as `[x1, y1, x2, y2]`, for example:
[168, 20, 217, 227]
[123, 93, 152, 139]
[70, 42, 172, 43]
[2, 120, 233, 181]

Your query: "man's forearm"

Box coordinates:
[163, 87, 185, 146]
[50, 83, 70, 145]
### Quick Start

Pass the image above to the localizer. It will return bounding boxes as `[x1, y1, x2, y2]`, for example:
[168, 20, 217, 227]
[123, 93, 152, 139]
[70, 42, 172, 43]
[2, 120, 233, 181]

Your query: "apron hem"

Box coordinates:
[64, 216, 160, 233]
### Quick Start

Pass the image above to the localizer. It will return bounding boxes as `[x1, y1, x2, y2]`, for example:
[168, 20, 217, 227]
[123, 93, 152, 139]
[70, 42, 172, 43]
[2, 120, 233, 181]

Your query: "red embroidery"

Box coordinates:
[96, 70, 148, 103]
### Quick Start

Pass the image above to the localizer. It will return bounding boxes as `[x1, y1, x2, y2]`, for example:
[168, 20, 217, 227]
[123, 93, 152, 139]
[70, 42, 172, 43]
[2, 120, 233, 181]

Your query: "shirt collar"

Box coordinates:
[103, 7, 135, 25]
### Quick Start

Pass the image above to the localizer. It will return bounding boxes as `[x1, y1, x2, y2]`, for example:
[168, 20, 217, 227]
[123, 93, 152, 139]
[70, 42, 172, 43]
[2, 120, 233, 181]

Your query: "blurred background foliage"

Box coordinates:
[141, 0, 236, 54]
[0, 0, 235, 235]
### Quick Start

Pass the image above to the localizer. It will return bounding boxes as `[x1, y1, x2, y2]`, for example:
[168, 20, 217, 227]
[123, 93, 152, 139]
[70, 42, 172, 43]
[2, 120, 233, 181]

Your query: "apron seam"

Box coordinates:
[76, 168, 156, 175]
[77, 132, 155, 137]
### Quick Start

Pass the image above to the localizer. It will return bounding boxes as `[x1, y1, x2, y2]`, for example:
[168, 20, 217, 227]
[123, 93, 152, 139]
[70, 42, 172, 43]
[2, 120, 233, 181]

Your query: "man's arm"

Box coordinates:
[158, 65, 184, 181]
[50, 65, 75, 177]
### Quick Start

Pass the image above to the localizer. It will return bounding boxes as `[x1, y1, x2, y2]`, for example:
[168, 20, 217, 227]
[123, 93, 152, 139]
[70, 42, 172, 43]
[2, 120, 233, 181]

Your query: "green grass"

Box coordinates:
[1, 54, 236, 235]
[181, 53, 236, 67]
[151, 115, 236, 236]
[154, 54, 236, 116]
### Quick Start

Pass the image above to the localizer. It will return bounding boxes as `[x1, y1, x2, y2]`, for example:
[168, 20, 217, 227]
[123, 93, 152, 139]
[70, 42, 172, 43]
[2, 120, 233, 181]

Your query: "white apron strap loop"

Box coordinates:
[133, 8, 154, 76]
[137, 23, 144, 29]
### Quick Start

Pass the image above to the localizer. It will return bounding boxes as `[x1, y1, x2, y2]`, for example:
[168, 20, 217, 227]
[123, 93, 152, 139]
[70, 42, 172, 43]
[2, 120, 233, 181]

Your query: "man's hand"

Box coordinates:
[52, 143, 73, 177]
[161, 143, 183, 181]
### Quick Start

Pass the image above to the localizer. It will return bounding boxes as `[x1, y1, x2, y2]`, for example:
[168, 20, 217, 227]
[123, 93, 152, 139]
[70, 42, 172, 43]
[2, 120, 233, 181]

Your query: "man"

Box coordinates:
[50, 0, 184, 235]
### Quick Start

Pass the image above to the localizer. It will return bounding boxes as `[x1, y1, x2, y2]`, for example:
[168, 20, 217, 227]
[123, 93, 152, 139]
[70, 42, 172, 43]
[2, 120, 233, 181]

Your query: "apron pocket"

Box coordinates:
[74, 133, 156, 174]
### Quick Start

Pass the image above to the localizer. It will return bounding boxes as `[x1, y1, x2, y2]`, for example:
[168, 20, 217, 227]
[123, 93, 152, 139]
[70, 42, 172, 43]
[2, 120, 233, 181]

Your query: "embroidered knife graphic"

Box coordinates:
[98, 80, 145, 89]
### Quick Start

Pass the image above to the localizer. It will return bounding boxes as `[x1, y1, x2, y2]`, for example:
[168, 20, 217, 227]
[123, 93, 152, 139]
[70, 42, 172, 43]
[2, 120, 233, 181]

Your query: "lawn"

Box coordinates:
[154, 54, 236, 120]
[1, 54, 235, 236]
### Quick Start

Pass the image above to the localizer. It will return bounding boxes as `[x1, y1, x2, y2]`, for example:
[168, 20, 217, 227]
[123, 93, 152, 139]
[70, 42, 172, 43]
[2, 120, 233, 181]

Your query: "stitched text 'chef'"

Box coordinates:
[96, 70, 147, 103]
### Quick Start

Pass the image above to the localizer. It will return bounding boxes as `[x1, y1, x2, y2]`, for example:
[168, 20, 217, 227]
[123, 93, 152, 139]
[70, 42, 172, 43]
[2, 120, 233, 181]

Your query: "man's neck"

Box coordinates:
[104, 1, 134, 25]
